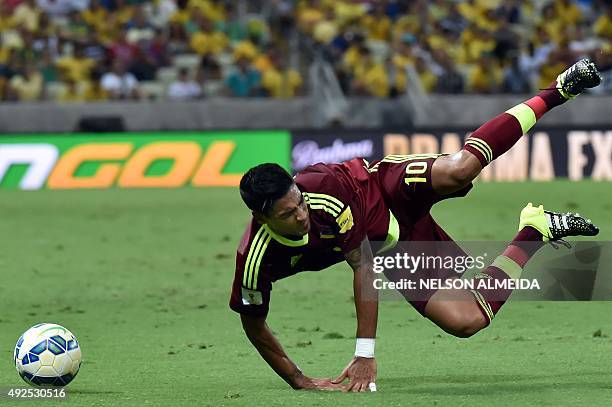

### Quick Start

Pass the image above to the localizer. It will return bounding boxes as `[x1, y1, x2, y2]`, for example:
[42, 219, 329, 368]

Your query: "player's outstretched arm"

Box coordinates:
[240, 314, 342, 391]
[332, 238, 378, 392]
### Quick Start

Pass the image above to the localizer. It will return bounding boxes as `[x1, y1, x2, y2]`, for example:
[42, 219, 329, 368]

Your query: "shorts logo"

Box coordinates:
[291, 255, 302, 268]
[241, 287, 263, 305]
[336, 207, 354, 233]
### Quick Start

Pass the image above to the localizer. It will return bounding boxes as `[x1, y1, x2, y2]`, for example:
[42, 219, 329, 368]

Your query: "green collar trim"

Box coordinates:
[263, 224, 309, 247]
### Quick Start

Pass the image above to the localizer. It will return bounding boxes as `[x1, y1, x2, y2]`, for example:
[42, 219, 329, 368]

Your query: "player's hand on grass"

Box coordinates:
[306, 377, 345, 391]
[294, 374, 344, 391]
[332, 357, 377, 392]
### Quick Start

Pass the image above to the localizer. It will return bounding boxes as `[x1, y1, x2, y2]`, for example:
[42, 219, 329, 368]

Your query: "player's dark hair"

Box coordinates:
[240, 163, 294, 215]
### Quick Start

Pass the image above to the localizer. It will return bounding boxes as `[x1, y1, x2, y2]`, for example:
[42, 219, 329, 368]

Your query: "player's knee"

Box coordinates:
[448, 158, 480, 189]
[445, 309, 487, 338]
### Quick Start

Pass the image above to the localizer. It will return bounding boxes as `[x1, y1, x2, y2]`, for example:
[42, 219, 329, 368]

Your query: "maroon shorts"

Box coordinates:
[370, 154, 473, 315]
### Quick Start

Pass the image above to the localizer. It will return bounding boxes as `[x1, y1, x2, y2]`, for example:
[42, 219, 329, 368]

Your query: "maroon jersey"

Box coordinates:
[229, 159, 391, 317]
[229, 155, 473, 317]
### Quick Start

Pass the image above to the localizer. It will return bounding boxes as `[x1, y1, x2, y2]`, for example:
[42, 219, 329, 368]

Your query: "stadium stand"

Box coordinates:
[0, 0, 609, 102]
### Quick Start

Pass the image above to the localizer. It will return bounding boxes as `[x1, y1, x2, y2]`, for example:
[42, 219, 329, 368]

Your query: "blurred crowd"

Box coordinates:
[0, 0, 304, 101]
[0, 0, 610, 102]
[306, 0, 611, 96]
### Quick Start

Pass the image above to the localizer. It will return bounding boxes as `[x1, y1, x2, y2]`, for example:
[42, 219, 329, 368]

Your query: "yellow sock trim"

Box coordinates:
[505, 103, 537, 134]
[491, 255, 523, 280]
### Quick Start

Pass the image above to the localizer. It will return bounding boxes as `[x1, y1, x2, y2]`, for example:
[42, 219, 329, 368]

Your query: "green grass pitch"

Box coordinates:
[1, 181, 612, 406]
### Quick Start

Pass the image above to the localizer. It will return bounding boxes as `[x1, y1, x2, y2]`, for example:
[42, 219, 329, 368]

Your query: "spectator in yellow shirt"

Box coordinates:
[55, 46, 96, 83]
[81, 0, 107, 33]
[8, 65, 43, 101]
[189, 0, 227, 23]
[333, 1, 366, 25]
[112, 0, 135, 26]
[460, 26, 496, 64]
[538, 4, 564, 44]
[352, 48, 389, 98]
[190, 16, 228, 56]
[96, 12, 121, 46]
[12, 0, 39, 32]
[361, 4, 391, 42]
[594, 9, 612, 39]
[429, 26, 462, 62]
[467, 54, 503, 93]
[538, 40, 575, 90]
[392, 2, 424, 44]
[428, 0, 450, 23]
[341, 34, 367, 76]
[457, 0, 484, 24]
[0, 3, 15, 33]
[554, 0, 582, 26]
[475, 8, 500, 32]
[0, 35, 10, 65]
[233, 40, 258, 62]
[297, 0, 325, 34]
[170, 0, 190, 23]
[253, 44, 277, 73]
[262, 54, 303, 98]
[539, 56, 566, 90]
[313, 8, 338, 44]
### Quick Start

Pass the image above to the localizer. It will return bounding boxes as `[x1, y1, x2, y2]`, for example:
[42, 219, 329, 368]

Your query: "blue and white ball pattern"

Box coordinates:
[14, 323, 81, 387]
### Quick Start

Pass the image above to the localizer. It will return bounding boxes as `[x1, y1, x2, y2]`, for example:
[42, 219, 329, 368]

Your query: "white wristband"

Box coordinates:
[355, 338, 375, 358]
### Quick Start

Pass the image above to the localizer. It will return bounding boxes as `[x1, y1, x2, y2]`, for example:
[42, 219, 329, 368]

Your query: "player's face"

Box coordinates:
[265, 184, 310, 237]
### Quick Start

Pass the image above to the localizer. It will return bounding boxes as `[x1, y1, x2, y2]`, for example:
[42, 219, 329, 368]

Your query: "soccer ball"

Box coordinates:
[14, 323, 82, 387]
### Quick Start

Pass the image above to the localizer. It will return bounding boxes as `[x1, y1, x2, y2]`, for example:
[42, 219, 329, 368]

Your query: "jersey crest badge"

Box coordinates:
[336, 207, 354, 233]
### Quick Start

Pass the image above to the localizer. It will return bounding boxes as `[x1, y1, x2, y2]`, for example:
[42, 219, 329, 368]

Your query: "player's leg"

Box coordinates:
[431, 59, 602, 195]
[423, 204, 599, 338]
[424, 224, 545, 337]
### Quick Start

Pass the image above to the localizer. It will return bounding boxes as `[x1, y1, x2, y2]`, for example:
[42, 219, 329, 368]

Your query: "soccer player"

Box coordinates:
[229, 59, 601, 392]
